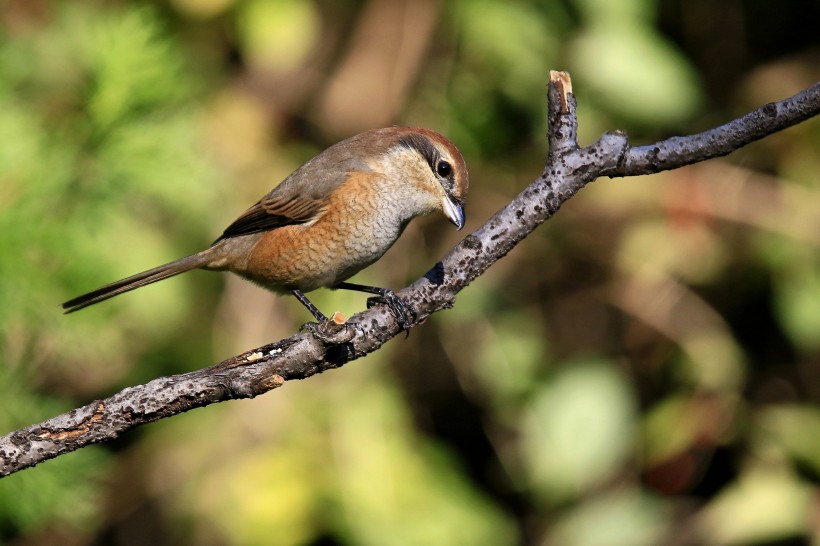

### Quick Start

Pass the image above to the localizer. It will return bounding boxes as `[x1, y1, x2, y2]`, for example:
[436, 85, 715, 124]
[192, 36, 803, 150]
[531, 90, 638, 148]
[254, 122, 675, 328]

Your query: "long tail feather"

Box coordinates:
[62, 252, 211, 313]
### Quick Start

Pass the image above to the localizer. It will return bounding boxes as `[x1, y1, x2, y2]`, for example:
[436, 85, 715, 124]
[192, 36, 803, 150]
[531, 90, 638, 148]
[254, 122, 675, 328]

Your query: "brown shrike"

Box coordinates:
[62, 127, 469, 329]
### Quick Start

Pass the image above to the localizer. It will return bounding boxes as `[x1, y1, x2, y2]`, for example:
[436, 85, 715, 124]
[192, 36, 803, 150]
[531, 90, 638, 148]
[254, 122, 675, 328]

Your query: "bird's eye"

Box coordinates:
[436, 160, 452, 178]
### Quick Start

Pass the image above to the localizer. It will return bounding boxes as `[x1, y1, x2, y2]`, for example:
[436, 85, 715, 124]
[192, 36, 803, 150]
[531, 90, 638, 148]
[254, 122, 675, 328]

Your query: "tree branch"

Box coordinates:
[2, 72, 818, 477]
[609, 81, 820, 176]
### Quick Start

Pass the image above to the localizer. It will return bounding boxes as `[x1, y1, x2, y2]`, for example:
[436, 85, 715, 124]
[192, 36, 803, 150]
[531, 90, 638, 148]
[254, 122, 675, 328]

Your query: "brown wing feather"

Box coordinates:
[215, 195, 326, 242]
[213, 130, 391, 244]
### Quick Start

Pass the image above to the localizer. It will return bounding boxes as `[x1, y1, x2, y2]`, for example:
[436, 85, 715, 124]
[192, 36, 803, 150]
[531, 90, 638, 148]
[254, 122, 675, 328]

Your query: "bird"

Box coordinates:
[62, 127, 468, 330]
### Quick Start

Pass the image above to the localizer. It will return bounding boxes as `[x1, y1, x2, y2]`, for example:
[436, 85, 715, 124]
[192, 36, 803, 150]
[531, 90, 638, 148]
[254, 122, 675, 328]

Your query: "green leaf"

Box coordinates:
[522, 359, 637, 503]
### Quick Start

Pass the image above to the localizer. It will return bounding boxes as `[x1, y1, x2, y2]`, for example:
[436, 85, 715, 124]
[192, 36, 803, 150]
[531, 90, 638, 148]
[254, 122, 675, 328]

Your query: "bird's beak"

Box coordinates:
[442, 195, 465, 230]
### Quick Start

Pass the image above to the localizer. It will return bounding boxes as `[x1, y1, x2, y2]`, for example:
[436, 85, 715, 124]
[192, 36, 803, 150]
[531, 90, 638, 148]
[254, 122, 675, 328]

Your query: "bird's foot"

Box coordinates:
[301, 312, 356, 344]
[366, 290, 417, 332]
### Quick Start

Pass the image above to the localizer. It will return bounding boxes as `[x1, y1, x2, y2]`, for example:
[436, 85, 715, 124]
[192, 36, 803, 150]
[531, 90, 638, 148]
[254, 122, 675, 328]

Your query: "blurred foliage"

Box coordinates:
[1, 0, 819, 545]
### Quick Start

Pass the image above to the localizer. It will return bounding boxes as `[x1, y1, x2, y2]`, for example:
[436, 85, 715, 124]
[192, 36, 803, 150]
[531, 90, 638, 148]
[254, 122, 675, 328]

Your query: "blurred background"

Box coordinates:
[1, 0, 819, 544]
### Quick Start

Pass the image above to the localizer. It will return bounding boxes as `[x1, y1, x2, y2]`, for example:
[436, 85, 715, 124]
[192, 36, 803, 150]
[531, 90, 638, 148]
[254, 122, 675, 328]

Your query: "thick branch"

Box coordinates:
[2, 72, 818, 477]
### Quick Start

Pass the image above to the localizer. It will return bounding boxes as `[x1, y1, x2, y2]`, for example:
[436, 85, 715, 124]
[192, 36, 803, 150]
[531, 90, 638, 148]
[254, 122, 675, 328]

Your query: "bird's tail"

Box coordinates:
[62, 251, 212, 313]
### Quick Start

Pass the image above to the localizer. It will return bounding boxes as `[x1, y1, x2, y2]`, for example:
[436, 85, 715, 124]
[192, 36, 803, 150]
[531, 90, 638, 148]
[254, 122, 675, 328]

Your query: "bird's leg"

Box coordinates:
[333, 282, 416, 331]
[291, 289, 328, 321]
[292, 289, 354, 344]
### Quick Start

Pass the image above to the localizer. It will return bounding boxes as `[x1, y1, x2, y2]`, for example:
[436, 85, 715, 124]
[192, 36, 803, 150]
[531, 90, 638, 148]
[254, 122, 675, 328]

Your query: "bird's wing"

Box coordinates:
[213, 134, 382, 244]
[215, 193, 328, 242]
[213, 151, 371, 243]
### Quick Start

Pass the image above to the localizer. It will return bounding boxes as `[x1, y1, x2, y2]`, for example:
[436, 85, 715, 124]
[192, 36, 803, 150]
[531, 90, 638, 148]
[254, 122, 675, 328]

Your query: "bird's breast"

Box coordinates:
[239, 173, 406, 292]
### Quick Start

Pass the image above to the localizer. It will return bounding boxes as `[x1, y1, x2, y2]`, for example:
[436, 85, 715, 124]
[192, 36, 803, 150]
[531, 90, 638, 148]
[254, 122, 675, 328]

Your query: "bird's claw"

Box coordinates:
[301, 318, 355, 344]
[366, 290, 416, 332]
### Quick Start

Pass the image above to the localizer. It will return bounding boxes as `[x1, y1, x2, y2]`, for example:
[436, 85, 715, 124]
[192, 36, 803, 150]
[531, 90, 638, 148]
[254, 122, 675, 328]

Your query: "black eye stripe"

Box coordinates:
[399, 133, 443, 177]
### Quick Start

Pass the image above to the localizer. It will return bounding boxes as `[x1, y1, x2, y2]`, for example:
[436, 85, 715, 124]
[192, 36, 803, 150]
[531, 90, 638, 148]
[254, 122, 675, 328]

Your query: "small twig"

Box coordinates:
[1, 72, 818, 477]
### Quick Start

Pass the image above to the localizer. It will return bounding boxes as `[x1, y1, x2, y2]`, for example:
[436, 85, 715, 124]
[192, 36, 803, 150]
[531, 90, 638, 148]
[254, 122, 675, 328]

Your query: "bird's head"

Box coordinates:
[362, 127, 469, 230]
